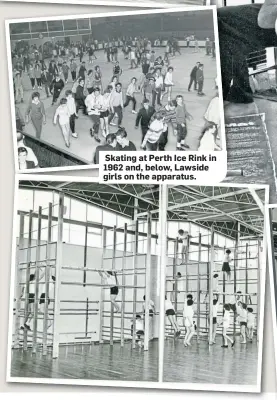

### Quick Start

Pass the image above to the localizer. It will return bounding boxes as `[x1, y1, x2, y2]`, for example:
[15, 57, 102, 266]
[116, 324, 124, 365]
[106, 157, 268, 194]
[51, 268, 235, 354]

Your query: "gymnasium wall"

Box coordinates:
[15, 239, 160, 347]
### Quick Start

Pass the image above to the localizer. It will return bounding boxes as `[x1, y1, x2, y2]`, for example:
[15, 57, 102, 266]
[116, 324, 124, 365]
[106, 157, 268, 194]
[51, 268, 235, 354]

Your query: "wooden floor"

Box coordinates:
[163, 338, 258, 385]
[11, 341, 158, 382]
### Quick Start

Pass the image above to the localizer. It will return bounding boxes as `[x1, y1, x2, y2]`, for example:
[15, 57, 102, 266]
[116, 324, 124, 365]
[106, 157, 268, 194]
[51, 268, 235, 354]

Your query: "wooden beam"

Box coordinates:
[52, 194, 64, 358]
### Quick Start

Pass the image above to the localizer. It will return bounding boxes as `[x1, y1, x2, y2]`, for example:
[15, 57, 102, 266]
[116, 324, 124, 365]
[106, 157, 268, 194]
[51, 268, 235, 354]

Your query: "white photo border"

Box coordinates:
[6, 177, 268, 392]
[6, 4, 225, 174]
[2, 0, 211, 8]
[265, 204, 277, 377]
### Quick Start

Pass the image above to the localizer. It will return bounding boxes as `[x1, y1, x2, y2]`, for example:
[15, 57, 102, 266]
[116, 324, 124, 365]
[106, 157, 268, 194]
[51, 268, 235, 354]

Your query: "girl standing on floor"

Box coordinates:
[211, 294, 219, 344]
[165, 296, 181, 338]
[183, 299, 194, 346]
[53, 97, 71, 148]
[247, 307, 255, 342]
[221, 304, 235, 348]
[25, 92, 46, 139]
[237, 302, 247, 344]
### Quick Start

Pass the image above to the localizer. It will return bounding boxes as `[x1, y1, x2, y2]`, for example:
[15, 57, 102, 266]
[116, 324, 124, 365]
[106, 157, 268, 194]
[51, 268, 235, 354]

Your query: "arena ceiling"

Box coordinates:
[19, 181, 266, 240]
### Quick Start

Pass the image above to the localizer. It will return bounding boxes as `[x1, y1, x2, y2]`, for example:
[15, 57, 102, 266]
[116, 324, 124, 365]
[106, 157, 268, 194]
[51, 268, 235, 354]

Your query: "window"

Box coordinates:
[10, 22, 30, 35]
[63, 20, 78, 30]
[68, 225, 86, 246]
[190, 224, 199, 240]
[77, 19, 90, 30]
[70, 199, 86, 222]
[30, 21, 48, 33]
[167, 221, 178, 239]
[34, 190, 53, 214]
[18, 189, 34, 212]
[103, 210, 117, 226]
[47, 20, 63, 32]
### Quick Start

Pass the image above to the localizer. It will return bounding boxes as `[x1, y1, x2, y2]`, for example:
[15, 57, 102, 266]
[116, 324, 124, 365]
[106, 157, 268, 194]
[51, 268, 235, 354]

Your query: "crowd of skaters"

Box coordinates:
[12, 34, 220, 168]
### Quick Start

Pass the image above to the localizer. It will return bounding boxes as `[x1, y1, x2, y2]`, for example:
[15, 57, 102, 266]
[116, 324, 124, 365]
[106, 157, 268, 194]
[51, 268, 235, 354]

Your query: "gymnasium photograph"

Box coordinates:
[265, 204, 277, 375]
[2, 1, 210, 7]
[161, 184, 268, 391]
[7, 178, 267, 391]
[8, 177, 163, 384]
[7, 6, 224, 172]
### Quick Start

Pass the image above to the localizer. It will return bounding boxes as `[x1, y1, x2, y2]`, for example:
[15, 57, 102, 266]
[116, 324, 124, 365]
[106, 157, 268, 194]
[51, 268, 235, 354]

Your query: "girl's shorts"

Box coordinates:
[166, 309, 175, 316]
[28, 293, 35, 304]
[110, 286, 119, 295]
[100, 110, 109, 118]
[222, 262, 230, 273]
[39, 293, 51, 305]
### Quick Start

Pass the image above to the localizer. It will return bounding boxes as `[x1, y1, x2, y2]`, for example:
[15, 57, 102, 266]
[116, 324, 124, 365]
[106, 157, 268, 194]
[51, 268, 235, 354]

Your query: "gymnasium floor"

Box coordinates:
[10, 340, 159, 381]
[163, 339, 258, 385]
[16, 46, 218, 162]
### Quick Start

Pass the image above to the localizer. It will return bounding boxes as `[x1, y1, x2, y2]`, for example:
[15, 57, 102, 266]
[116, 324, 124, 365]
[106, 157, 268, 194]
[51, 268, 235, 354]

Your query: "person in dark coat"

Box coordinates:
[75, 78, 86, 114]
[41, 68, 52, 98]
[217, 1, 277, 106]
[50, 75, 65, 105]
[78, 61, 87, 80]
[196, 64, 204, 96]
[188, 62, 200, 92]
[93, 133, 119, 164]
[135, 99, 155, 143]
[48, 60, 59, 82]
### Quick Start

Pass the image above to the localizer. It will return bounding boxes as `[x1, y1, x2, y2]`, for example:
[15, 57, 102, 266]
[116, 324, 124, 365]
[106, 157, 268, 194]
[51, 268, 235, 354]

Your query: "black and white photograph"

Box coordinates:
[265, 204, 277, 375]
[7, 6, 225, 172]
[209, 0, 277, 198]
[2, 0, 210, 7]
[160, 184, 267, 390]
[7, 178, 267, 392]
[8, 178, 164, 384]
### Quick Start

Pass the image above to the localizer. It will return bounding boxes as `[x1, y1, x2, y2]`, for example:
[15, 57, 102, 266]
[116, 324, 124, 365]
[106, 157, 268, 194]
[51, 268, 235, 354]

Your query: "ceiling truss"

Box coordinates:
[19, 181, 266, 240]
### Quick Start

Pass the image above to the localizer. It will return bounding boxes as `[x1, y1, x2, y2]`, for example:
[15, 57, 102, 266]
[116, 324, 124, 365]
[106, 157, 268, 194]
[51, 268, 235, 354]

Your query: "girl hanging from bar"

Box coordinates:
[98, 271, 120, 313]
[39, 263, 56, 330]
[20, 265, 45, 331]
